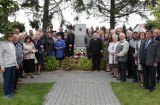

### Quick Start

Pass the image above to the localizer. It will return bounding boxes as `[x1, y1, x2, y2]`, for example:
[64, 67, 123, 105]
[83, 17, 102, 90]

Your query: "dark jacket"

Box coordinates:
[139, 39, 160, 66]
[64, 37, 71, 57]
[33, 40, 44, 55]
[89, 38, 102, 55]
[14, 42, 23, 65]
[68, 33, 75, 46]
[46, 38, 54, 52]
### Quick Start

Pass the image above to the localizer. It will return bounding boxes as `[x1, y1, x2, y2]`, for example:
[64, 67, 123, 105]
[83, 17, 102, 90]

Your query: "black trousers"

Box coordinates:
[14, 64, 23, 90]
[127, 58, 133, 78]
[118, 62, 127, 81]
[156, 62, 160, 80]
[92, 54, 101, 70]
[133, 64, 138, 80]
[86, 47, 91, 59]
[142, 65, 156, 90]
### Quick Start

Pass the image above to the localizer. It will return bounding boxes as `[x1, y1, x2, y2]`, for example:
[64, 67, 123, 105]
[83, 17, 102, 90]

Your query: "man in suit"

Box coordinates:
[153, 29, 160, 83]
[13, 34, 23, 90]
[90, 32, 102, 71]
[68, 27, 75, 56]
[139, 30, 160, 92]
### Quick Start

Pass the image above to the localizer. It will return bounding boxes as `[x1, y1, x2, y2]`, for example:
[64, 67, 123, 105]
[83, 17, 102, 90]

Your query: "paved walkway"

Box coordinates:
[0, 70, 121, 105]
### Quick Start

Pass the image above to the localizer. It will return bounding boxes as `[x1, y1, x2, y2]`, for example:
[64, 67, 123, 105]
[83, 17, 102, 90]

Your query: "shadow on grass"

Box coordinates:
[111, 82, 160, 105]
[0, 83, 54, 105]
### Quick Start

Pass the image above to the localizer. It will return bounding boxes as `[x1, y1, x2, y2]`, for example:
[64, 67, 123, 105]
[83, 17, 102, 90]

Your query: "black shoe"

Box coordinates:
[149, 89, 155, 92]
[20, 76, 25, 78]
[13, 91, 16, 94]
[157, 79, 159, 83]
[143, 87, 150, 90]
[116, 77, 122, 80]
[120, 80, 126, 82]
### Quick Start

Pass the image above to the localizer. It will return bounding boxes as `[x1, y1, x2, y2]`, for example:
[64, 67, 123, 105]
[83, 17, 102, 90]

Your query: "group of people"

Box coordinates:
[0, 25, 160, 99]
[85, 27, 160, 92]
[0, 25, 75, 98]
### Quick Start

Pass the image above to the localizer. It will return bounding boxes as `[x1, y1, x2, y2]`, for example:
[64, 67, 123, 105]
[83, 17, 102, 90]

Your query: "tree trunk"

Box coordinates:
[42, 0, 49, 34]
[110, 0, 115, 29]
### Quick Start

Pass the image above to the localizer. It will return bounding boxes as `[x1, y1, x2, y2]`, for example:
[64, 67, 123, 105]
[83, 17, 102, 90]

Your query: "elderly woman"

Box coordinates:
[23, 36, 37, 79]
[54, 34, 66, 66]
[46, 32, 55, 56]
[135, 32, 146, 87]
[33, 34, 44, 75]
[108, 34, 119, 78]
[102, 33, 110, 71]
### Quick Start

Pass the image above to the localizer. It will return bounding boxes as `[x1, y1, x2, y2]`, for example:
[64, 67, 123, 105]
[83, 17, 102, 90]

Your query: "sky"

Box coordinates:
[0, 1, 154, 37]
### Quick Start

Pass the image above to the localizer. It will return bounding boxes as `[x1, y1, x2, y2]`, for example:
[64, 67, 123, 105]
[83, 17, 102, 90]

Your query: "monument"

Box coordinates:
[74, 24, 86, 50]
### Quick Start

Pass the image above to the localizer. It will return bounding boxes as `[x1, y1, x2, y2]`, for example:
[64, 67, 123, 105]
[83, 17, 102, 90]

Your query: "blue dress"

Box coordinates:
[54, 39, 66, 59]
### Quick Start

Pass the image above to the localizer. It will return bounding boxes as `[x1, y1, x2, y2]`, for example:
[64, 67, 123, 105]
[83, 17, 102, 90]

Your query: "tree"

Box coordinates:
[145, 0, 160, 29]
[0, 0, 19, 35]
[21, 0, 72, 34]
[122, 24, 127, 34]
[73, 0, 148, 29]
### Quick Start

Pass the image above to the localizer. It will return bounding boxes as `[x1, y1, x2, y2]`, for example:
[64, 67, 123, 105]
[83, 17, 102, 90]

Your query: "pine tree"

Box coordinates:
[73, 0, 149, 29]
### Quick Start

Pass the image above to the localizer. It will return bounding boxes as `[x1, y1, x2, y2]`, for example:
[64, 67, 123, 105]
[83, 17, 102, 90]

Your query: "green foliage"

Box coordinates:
[73, 0, 86, 13]
[29, 20, 40, 31]
[77, 57, 92, 70]
[73, 0, 146, 28]
[0, 0, 19, 35]
[44, 56, 60, 71]
[100, 60, 106, 70]
[146, 0, 160, 29]
[11, 22, 25, 33]
[62, 57, 77, 70]
[145, 20, 159, 30]
[62, 57, 92, 70]
[0, 83, 53, 105]
[127, 27, 133, 31]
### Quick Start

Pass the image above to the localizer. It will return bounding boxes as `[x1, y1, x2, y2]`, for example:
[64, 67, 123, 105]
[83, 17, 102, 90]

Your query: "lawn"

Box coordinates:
[0, 83, 54, 105]
[111, 82, 160, 105]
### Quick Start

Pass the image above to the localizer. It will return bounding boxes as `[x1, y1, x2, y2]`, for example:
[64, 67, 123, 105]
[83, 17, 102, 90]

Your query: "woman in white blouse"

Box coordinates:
[108, 34, 119, 78]
[23, 36, 37, 79]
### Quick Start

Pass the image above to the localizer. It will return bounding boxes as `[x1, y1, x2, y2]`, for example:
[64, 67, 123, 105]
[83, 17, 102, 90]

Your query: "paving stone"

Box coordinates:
[0, 70, 121, 105]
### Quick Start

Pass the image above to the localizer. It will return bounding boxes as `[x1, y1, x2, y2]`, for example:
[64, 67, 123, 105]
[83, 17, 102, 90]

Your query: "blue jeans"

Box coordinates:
[3, 66, 16, 96]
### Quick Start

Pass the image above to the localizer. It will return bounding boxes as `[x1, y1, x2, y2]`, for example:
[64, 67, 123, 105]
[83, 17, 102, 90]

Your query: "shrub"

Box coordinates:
[62, 57, 77, 70]
[100, 60, 106, 70]
[44, 56, 59, 71]
[77, 57, 92, 70]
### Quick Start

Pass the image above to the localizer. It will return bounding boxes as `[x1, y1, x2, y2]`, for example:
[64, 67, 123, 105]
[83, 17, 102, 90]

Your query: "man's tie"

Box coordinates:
[145, 41, 148, 49]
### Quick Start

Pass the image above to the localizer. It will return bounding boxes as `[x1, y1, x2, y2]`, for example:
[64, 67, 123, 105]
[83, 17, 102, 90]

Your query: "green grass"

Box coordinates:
[111, 82, 160, 105]
[0, 83, 54, 105]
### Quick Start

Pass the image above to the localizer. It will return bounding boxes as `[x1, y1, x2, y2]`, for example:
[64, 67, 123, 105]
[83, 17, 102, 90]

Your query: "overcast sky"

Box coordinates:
[6, 0, 154, 35]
